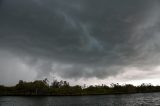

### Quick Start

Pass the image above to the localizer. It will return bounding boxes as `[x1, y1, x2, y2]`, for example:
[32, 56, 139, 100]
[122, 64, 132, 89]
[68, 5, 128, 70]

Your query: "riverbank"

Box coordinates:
[1, 79, 160, 96]
[1, 91, 160, 97]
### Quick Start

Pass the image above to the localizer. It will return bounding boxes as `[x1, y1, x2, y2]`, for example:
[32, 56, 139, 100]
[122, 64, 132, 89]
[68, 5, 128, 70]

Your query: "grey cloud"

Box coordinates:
[0, 51, 37, 85]
[52, 63, 123, 79]
[0, 0, 160, 82]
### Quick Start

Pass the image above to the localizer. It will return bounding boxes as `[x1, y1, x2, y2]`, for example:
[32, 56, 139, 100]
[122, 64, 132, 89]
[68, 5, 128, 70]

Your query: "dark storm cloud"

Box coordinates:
[0, 0, 160, 81]
[0, 0, 2, 5]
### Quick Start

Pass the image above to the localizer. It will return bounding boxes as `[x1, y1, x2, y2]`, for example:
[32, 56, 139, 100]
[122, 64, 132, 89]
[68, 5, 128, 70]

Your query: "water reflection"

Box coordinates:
[1, 93, 160, 106]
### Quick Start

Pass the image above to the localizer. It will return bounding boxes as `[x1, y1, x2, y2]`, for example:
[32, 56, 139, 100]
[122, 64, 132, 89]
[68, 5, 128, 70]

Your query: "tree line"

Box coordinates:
[0, 79, 160, 96]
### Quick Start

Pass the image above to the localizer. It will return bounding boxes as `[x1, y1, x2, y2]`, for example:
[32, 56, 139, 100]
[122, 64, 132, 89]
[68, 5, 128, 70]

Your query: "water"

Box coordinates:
[0, 93, 160, 106]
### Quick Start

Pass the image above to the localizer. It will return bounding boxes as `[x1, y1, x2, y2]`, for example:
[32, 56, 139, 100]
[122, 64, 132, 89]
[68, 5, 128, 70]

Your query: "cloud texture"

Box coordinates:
[0, 0, 160, 85]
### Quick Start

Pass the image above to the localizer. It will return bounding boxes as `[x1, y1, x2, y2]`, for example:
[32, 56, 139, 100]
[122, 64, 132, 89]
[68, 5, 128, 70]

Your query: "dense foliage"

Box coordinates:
[0, 79, 160, 96]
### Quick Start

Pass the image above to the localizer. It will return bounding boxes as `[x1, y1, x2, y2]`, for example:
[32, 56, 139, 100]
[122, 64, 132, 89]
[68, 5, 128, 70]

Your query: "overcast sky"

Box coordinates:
[0, 0, 160, 86]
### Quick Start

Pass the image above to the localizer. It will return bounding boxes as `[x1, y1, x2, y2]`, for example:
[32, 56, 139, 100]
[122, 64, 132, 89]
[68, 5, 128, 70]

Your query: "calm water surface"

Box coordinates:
[0, 93, 160, 106]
